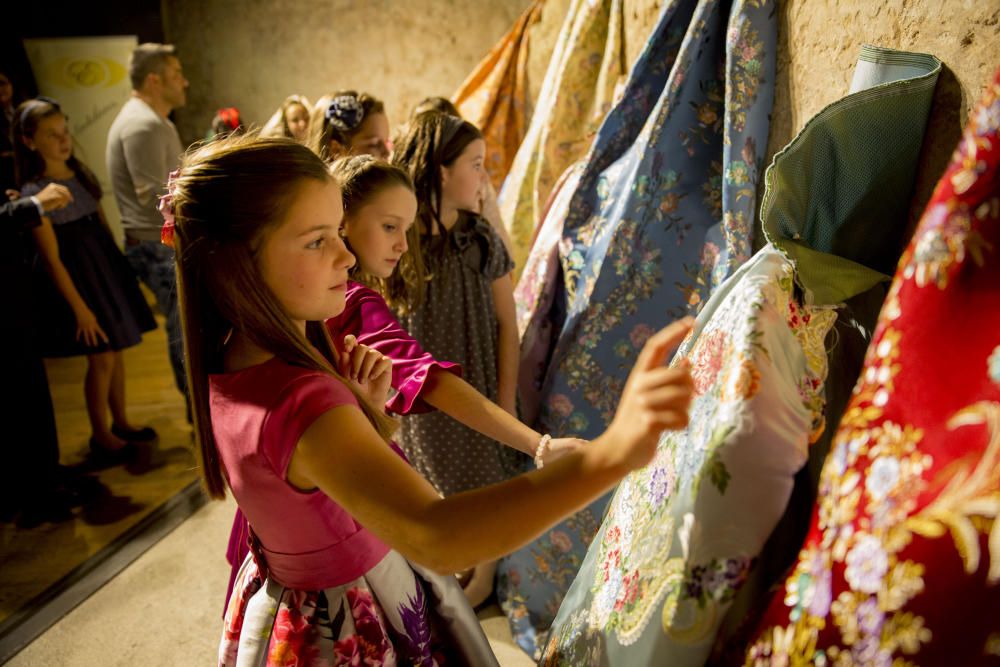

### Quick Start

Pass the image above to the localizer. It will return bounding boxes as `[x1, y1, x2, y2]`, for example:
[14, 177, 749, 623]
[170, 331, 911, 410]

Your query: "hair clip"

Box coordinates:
[159, 169, 181, 248]
[325, 95, 365, 133]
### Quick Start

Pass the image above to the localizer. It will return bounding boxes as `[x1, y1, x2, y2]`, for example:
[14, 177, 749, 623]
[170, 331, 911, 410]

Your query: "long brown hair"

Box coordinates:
[171, 134, 396, 499]
[12, 98, 102, 198]
[389, 110, 482, 311]
[307, 90, 385, 162]
[328, 154, 415, 306]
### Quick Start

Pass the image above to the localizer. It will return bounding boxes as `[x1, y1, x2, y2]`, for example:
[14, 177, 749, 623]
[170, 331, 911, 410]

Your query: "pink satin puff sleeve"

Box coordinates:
[326, 282, 462, 415]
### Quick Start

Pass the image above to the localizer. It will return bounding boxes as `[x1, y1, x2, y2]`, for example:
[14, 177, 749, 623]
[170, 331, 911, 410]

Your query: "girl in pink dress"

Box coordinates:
[168, 135, 694, 665]
[225, 157, 587, 608]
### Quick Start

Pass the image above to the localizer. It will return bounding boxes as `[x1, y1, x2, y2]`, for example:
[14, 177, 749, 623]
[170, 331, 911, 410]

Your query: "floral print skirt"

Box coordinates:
[220, 550, 498, 666]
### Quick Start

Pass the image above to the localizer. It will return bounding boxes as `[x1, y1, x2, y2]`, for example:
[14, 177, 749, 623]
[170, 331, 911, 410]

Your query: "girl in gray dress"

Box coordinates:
[391, 111, 524, 604]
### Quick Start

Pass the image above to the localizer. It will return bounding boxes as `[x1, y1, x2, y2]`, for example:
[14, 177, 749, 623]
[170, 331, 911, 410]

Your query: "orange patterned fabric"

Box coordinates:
[497, 0, 627, 277]
[453, 0, 543, 193]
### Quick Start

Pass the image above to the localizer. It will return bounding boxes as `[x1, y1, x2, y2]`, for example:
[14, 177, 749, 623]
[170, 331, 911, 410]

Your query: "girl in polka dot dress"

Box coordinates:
[390, 111, 528, 604]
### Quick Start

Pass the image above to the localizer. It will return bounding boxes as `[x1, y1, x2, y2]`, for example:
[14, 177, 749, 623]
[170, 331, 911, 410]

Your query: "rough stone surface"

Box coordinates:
[162, 0, 531, 143]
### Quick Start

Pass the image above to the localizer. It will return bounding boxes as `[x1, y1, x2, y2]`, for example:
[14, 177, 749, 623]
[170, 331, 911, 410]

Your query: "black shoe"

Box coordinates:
[111, 424, 158, 443]
[89, 437, 138, 465]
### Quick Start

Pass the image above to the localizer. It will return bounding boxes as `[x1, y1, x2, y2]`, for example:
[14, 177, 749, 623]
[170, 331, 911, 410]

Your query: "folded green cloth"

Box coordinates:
[762, 44, 941, 305]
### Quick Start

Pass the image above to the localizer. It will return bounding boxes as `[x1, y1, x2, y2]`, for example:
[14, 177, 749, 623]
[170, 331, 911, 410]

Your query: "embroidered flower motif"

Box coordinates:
[725, 357, 761, 401]
[974, 97, 1000, 136]
[689, 329, 729, 395]
[548, 394, 574, 419]
[807, 566, 833, 619]
[865, 456, 901, 501]
[659, 192, 681, 214]
[856, 597, 886, 637]
[907, 202, 972, 289]
[647, 463, 676, 506]
[550, 530, 573, 554]
[725, 160, 749, 185]
[696, 101, 719, 127]
[629, 323, 655, 348]
[593, 567, 622, 627]
[844, 534, 889, 594]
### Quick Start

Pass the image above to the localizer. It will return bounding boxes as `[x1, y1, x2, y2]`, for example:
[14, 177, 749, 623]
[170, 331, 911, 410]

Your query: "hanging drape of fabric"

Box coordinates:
[713, 45, 944, 656]
[498, 0, 627, 278]
[515, 161, 585, 426]
[452, 0, 544, 193]
[496, 0, 777, 656]
[746, 65, 999, 667]
[539, 46, 942, 666]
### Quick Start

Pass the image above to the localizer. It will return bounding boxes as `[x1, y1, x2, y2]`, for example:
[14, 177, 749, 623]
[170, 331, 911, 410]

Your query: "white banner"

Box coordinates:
[23, 36, 138, 243]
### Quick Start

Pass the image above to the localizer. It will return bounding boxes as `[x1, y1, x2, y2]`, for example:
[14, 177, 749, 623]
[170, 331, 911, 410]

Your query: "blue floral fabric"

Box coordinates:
[497, 0, 777, 656]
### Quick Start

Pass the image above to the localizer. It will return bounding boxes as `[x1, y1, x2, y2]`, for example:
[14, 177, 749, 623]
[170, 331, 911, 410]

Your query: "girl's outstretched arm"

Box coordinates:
[289, 319, 693, 574]
[422, 370, 583, 463]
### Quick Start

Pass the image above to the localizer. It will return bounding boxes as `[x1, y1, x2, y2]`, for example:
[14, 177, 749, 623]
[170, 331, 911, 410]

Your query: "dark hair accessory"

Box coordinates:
[19, 96, 62, 127]
[325, 95, 365, 133]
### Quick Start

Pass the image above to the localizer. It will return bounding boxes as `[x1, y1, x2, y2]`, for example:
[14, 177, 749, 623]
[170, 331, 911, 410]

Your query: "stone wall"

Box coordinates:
[162, 0, 532, 144]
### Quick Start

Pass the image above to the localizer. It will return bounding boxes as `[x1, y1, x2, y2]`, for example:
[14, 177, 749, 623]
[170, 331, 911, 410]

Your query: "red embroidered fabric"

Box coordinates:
[746, 67, 1000, 666]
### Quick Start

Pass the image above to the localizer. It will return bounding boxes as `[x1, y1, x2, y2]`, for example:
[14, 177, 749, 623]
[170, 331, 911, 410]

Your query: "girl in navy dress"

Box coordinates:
[14, 98, 157, 461]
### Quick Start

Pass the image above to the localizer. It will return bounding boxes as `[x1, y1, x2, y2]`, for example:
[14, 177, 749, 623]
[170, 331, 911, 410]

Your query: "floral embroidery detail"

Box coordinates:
[680, 81, 725, 158]
[547, 394, 574, 419]
[907, 403, 1000, 582]
[747, 72, 1000, 663]
[545, 249, 837, 652]
[701, 160, 724, 219]
[843, 534, 889, 594]
[726, 15, 769, 135]
[506, 1, 777, 654]
[906, 201, 976, 289]
[690, 329, 731, 395]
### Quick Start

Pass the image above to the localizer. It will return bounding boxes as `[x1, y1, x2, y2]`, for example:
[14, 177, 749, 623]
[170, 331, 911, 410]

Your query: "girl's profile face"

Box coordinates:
[342, 184, 417, 279]
[440, 138, 485, 212]
[26, 113, 73, 164]
[259, 179, 356, 325]
[349, 112, 391, 160]
[285, 103, 309, 143]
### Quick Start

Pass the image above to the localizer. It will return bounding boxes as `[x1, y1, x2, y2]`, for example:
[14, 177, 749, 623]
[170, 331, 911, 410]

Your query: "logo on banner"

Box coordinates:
[41, 57, 128, 89]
